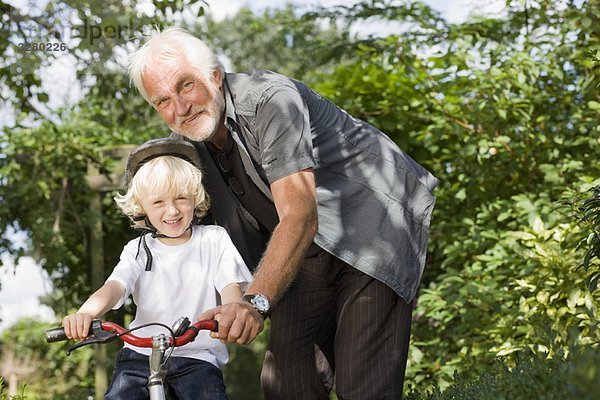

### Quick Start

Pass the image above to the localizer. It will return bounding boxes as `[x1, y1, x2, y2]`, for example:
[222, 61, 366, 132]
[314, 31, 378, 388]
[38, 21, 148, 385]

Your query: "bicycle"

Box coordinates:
[45, 317, 219, 400]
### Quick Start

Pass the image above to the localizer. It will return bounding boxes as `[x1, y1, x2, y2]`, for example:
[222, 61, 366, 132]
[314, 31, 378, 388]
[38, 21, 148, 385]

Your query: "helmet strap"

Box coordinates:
[133, 216, 195, 271]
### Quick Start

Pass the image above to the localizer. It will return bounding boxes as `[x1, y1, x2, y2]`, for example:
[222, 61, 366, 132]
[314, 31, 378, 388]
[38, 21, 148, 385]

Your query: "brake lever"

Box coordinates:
[66, 319, 118, 356]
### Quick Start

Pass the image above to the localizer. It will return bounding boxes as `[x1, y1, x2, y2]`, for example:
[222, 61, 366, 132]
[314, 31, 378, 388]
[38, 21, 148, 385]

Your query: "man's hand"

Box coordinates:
[198, 302, 264, 344]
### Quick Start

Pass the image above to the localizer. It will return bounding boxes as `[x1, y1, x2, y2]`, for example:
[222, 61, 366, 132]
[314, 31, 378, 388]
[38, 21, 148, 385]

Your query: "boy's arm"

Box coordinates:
[220, 283, 243, 304]
[62, 280, 126, 340]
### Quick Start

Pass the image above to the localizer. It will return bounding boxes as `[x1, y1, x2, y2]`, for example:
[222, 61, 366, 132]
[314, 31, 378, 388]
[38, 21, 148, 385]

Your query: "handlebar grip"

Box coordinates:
[45, 327, 68, 343]
[45, 326, 94, 343]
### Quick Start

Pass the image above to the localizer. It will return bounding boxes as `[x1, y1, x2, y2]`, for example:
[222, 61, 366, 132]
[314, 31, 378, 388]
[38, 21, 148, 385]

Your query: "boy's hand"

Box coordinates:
[62, 313, 93, 340]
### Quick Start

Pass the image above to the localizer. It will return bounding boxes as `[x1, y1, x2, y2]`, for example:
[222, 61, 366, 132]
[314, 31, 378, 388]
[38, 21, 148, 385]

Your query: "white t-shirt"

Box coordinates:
[107, 224, 253, 368]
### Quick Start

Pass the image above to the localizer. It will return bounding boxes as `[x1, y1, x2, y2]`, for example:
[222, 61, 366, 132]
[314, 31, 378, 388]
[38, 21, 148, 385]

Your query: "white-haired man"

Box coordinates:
[128, 26, 438, 400]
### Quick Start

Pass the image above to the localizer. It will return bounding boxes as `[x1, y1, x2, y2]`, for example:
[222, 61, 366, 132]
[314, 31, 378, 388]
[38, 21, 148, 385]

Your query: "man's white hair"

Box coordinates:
[127, 26, 224, 103]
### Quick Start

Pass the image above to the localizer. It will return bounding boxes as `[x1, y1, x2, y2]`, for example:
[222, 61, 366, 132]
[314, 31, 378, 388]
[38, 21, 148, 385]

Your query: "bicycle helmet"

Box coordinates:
[125, 137, 203, 185]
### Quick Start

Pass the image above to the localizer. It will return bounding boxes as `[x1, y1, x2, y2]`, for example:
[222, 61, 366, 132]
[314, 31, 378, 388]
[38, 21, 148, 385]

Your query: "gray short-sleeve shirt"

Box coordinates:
[202, 69, 438, 302]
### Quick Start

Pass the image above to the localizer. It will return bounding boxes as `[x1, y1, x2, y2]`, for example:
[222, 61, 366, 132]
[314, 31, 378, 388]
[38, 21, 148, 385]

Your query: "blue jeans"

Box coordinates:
[105, 348, 228, 400]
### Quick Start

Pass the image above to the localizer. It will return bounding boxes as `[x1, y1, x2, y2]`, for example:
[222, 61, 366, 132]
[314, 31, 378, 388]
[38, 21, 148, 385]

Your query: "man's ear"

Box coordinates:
[211, 68, 223, 90]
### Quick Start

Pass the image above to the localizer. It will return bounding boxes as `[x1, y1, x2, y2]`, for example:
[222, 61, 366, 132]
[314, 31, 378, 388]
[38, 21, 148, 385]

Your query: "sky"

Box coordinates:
[202, 0, 505, 25]
[0, 256, 55, 332]
[0, 0, 506, 332]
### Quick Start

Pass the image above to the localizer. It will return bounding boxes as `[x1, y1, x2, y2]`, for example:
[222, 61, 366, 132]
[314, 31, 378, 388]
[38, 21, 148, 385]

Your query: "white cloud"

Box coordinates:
[0, 256, 55, 332]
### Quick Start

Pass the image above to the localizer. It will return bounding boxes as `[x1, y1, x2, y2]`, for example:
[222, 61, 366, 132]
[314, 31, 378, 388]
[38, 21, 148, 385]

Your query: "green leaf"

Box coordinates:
[587, 101, 600, 111]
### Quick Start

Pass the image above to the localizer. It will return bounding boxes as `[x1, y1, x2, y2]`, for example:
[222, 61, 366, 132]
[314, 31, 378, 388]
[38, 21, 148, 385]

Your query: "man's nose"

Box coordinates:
[174, 95, 191, 116]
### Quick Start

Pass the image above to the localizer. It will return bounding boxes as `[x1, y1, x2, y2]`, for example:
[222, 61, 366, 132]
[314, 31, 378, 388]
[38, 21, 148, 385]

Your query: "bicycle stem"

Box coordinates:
[148, 333, 170, 400]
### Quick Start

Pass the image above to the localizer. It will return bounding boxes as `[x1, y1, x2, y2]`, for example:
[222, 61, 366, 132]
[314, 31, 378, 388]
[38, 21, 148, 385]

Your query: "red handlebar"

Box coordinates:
[45, 318, 219, 352]
[100, 319, 218, 347]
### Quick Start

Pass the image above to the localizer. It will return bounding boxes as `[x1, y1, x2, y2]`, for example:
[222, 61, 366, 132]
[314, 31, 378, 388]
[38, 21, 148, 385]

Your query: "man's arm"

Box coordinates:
[198, 168, 318, 344]
[247, 168, 318, 302]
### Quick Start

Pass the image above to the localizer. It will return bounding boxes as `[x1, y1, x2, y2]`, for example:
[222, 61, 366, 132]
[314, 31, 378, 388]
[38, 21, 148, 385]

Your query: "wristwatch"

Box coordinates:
[242, 294, 271, 318]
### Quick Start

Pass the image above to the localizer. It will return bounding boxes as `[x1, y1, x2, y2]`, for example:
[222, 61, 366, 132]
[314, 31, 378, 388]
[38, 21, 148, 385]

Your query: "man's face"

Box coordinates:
[142, 55, 225, 142]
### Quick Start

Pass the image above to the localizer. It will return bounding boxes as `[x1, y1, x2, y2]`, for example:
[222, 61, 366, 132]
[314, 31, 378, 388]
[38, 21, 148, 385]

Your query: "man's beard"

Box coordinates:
[172, 90, 225, 142]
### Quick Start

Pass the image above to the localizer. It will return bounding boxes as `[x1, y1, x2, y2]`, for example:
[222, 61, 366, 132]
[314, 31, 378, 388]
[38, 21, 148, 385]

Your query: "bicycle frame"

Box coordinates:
[45, 318, 218, 400]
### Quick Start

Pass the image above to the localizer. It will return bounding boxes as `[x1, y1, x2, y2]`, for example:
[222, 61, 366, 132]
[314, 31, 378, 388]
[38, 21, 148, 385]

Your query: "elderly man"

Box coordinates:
[128, 27, 438, 400]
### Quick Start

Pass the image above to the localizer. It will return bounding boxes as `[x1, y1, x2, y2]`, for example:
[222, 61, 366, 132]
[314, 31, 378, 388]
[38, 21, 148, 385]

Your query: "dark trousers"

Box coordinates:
[261, 251, 413, 399]
[105, 348, 228, 400]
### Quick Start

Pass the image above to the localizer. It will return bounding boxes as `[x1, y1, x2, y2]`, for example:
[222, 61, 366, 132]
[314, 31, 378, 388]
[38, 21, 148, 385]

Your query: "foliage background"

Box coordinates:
[1, 0, 599, 398]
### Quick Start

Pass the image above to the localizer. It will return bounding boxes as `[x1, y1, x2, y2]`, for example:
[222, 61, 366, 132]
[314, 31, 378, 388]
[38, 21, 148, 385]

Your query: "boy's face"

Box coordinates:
[140, 190, 195, 244]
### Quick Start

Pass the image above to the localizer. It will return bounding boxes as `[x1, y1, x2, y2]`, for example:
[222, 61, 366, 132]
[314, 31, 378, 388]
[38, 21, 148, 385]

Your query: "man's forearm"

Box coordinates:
[247, 168, 318, 303]
[248, 215, 316, 303]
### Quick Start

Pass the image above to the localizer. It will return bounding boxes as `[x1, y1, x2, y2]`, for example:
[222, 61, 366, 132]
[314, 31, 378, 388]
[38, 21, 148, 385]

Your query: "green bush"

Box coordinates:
[569, 185, 600, 292]
[0, 378, 28, 400]
[406, 345, 600, 400]
[0, 319, 94, 400]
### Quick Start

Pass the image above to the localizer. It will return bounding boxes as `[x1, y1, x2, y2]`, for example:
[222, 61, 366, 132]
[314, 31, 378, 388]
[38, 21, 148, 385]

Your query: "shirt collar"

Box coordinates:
[223, 74, 237, 131]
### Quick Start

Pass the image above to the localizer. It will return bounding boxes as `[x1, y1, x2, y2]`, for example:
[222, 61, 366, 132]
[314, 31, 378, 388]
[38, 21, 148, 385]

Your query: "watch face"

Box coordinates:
[253, 295, 269, 311]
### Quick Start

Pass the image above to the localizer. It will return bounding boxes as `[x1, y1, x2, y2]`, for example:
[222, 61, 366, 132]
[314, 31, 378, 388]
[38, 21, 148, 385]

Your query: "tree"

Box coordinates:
[306, 0, 600, 391]
[1, 0, 208, 118]
[2, 2, 203, 398]
[0, 318, 94, 399]
[200, 5, 353, 82]
[568, 184, 600, 293]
